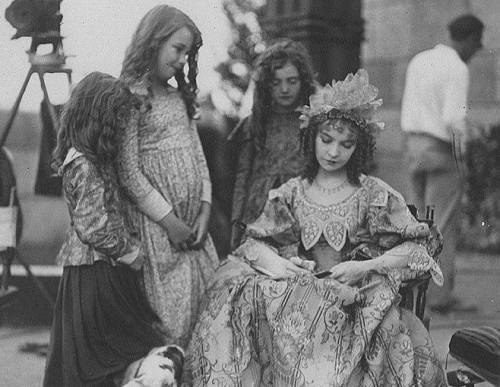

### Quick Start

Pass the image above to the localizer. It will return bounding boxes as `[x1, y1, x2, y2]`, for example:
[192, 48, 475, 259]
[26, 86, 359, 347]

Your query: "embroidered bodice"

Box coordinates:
[241, 174, 444, 285]
[268, 176, 396, 252]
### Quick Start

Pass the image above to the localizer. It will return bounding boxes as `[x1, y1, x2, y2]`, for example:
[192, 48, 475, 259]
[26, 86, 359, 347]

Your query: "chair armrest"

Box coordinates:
[399, 274, 431, 323]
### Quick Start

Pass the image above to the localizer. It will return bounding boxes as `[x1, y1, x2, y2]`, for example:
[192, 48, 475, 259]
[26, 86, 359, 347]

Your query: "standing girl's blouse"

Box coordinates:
[57, 148, 140, 267]
[117, 88, 218, 347]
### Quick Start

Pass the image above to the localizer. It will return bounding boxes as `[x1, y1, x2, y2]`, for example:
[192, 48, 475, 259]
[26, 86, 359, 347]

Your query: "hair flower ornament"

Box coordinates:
[298, 69, 385, 134]
[129, 75, 151, 96]
[298, 106, 311, 129]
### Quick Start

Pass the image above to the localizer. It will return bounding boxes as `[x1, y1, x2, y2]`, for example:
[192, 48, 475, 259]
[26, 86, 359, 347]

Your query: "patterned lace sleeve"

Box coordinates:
[65, 158, 140, 259]
[235, 180, 301, 260]
[365, 177, 444, 286]
[189, 120, 212, 203]
[117, 108, 172, 222]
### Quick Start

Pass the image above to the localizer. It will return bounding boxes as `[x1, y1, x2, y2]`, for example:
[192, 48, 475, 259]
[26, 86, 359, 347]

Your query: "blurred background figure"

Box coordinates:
[228, 39, 316, 250]
[400, 14, 484, 314]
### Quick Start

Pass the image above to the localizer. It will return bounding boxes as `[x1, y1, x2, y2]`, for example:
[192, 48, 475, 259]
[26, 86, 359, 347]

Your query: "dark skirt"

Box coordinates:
[43, 261, 164, 387]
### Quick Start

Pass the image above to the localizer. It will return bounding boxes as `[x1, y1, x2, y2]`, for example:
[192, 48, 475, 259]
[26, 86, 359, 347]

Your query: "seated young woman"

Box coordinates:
[186, 69, 447, 386]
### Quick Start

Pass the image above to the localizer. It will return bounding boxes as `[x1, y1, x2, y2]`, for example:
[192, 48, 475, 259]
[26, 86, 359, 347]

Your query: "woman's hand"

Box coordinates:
[117, 245, 145, 271]
[258, 254, 310, 278]
[159, 212, 195, 250]
[239, 239, 309, 278]
[328, 261, 372, 285]
[191, 202, 211, 249]
[127, 254, 145, 271]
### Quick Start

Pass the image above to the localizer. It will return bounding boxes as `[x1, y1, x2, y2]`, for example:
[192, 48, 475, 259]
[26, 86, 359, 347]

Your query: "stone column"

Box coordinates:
[259, 0, 364, 84]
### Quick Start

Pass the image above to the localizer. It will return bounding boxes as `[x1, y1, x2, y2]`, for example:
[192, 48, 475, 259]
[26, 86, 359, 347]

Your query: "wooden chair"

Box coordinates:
[0, 186, 19, 315]
[0, 248, 18, 311]
[0, 148, 56, 318]
[399, 204, 437, 327]
[0, 148, 55, 320]
[0, 146, 22, 316]
[399, 274, 431, 325]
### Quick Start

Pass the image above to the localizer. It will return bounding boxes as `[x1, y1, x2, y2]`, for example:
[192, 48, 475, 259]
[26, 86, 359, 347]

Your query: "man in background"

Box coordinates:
[401, 14, 484, 313]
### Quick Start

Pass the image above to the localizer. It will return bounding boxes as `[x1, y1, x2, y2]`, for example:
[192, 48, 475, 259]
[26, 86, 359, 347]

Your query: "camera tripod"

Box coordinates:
[0, 60, 72, 148]
[0, 58, 72, 311]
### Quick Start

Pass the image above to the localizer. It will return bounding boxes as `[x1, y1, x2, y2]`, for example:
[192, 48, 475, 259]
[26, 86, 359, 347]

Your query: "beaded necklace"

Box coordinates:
[313, 178, 348, 195]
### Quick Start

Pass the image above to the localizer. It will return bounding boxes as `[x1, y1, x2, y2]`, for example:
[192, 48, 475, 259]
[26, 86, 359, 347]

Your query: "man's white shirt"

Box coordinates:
[401, 44, 469, 142]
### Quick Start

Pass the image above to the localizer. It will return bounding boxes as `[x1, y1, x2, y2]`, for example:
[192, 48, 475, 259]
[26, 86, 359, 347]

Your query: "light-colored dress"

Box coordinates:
[118, 89, 219, 348]
[187, 175, 446, 386]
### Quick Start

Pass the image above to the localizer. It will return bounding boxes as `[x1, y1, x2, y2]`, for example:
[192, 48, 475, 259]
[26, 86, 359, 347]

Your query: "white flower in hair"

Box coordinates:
[299, 69, 385, 133]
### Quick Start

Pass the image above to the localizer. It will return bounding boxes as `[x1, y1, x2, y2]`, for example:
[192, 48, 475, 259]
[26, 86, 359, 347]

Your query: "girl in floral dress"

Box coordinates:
[187, 70, 447, 386]
[118, 5, 218, 349]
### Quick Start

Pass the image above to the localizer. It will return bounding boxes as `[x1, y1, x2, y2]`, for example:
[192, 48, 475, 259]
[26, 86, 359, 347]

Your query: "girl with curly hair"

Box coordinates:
[229, 39, 316, 250]
[187, 70, 447, 386]
[44, 72, 167, 386]
[117, 5, 218, 349]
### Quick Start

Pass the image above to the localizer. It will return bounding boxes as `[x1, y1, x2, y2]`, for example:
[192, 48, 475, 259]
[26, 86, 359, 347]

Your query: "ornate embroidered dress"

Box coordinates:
[187, 175, 446, 386]
[118, 90, 219, 348]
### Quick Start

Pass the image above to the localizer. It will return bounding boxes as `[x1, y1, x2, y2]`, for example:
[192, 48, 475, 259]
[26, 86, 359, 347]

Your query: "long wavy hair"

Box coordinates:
[120, 5, 202, 119]
[300, 117, 376, 185]
[252, 39, 316, 149]
[52, 72, 136, 173]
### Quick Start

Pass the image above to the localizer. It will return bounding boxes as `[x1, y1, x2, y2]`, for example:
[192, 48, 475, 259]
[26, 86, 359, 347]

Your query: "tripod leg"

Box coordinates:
[0, 68, 33, 147]
[37, 72, 59, 134]
[1, 249, 14, 291]
[14, 251, 55, 308]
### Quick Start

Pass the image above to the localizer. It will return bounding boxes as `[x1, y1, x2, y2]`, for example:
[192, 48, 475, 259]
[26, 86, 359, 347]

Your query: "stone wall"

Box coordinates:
[260, 0, 363, 83]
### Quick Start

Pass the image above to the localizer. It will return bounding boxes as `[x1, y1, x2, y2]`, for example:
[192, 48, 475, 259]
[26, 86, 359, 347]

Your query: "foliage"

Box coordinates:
[459, 123, 500, 252]
[210, 0, 267, 118]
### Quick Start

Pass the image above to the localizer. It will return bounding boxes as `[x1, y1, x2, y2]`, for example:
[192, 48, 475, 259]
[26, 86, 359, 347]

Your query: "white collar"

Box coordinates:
[62, 147, 84, 168]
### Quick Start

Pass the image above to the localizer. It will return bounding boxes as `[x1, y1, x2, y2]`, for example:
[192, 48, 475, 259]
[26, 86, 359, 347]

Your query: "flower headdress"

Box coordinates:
[298, 69, 384, 134]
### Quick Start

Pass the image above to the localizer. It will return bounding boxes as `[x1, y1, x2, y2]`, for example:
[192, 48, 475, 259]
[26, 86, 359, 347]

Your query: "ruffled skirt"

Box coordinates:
[44, 261, 164, 387]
